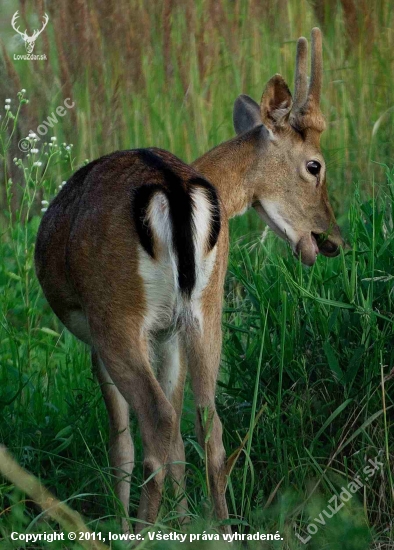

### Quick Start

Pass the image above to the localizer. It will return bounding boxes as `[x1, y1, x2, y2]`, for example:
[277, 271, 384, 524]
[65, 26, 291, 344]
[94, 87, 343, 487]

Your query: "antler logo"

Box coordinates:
[11, 11, 49, 54]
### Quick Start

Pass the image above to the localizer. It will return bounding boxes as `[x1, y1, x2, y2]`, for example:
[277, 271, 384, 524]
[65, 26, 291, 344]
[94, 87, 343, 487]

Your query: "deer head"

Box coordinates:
[11, 11, 49, 54]
[230, 28, 343, 266]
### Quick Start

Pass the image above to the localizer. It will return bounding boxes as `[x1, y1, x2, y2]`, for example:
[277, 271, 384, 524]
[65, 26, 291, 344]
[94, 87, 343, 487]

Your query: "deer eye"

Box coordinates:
[306, 160, 321, 177]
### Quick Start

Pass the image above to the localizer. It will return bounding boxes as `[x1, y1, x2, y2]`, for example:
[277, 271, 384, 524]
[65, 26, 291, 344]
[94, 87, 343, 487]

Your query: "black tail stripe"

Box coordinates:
[133, 184, 162, 258]
[166, 181, 196, 297]
[132, 150, 221, 298]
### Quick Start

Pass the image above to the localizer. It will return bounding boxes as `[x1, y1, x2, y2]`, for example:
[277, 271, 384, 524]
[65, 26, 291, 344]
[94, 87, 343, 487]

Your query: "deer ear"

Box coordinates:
[260, 74, 293, 130]
[233, 95, 262, 135]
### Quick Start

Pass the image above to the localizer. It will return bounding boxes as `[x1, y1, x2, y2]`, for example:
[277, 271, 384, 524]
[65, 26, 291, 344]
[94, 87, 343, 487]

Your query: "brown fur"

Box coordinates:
[35, 28, 343, 534]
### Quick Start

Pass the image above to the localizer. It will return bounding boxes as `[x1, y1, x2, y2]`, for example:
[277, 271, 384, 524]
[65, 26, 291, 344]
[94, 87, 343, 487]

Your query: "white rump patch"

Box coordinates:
[147, 192, 174, 261]
[190, 187, 214, 263]
[138, 187, 218, 333]
[190, 187, 218, 330]
[138, 191, 179, 332]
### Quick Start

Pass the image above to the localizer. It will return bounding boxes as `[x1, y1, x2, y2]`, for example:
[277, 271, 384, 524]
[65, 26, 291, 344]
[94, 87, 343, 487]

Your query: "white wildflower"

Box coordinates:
[51, 136, 57, 141]
[5, 98, 11, 103]
[31, 148, 39, 154]
[5, 105, 10, 111]
[33, 161, 42, 167]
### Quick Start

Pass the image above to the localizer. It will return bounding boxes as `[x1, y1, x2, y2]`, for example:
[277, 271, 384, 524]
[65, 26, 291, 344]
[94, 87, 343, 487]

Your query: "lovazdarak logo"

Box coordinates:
[11, 11, 49, 60]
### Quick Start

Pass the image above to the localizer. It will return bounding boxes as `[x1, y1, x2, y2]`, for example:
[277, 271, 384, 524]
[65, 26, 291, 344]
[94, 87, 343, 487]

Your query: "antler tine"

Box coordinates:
[11, 11, 22, 35]
[290, 27, 325, 133]
[293, 36, 308, 110]
[31, 14, 49, 39]
[308, 27, 323, 106]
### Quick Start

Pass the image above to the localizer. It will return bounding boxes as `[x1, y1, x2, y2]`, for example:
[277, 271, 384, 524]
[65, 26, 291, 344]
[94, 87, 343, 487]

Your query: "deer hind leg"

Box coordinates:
[156, 333, 189, 523]
[92, 350, 134, 533]
[183, 318, 230, 534]
[93, 331, 176, 534]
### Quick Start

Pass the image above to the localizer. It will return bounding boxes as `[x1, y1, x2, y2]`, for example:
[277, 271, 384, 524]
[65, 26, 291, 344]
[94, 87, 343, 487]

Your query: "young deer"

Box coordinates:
[35, 28, 343, 533]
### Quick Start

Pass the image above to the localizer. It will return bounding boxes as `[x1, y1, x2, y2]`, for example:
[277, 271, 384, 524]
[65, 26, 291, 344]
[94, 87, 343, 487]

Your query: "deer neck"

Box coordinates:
[192, 128, 263, 219]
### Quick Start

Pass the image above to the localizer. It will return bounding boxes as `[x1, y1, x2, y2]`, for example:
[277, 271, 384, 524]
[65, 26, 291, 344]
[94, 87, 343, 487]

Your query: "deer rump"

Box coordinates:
[36, 148, 221, 338]
[132, 149, 221, 331]
[132, 149, 220, 295]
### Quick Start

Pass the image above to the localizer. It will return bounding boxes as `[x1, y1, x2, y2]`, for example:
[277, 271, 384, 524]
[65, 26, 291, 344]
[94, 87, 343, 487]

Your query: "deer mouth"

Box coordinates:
[253, 201, 342, 265]
[312, 232, 341, 258]
[295, 233, 319, 266]
[295, 232, 341, 266]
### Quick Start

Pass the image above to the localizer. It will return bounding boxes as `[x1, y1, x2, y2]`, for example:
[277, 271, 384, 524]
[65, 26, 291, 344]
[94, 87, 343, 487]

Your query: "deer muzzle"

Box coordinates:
[296, 224, 344, 265]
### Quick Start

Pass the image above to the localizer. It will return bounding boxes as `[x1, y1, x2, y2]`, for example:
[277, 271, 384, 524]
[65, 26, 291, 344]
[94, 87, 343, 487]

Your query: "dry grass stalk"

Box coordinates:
[163, 0, 174, 85]
[0, 445, 109, 550]
[37, 0, 50, 61]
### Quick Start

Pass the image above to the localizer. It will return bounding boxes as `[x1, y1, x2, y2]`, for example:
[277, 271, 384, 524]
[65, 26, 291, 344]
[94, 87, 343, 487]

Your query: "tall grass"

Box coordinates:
[0, 1, 393, 549]
[1, 0, 394, 212]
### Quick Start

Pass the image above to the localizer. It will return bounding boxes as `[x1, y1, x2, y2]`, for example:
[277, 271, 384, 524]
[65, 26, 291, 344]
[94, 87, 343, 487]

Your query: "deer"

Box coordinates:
[11, 11, 49, 54]
[34, 28, 344, 535]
